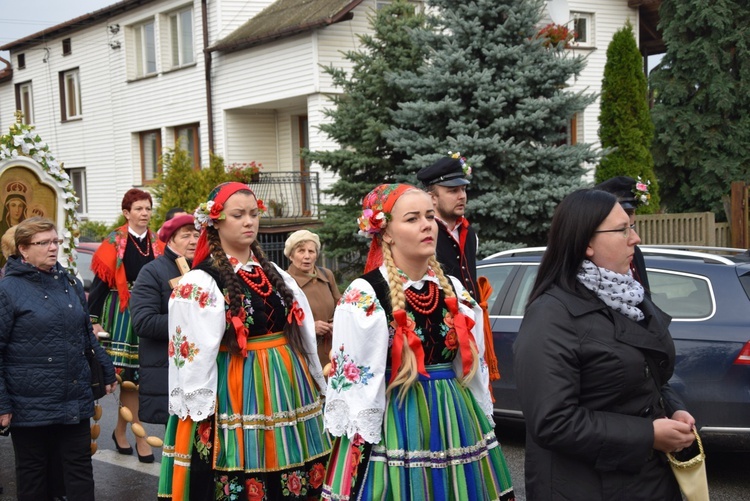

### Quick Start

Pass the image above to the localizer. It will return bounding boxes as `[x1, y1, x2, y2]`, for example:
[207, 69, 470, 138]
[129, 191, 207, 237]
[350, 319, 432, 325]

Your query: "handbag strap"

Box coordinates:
[666, 428, 705, 467]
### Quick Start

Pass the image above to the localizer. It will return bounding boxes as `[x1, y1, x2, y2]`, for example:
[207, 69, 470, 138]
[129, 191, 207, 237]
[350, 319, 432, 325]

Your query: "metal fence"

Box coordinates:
[251, 171, 320, 219]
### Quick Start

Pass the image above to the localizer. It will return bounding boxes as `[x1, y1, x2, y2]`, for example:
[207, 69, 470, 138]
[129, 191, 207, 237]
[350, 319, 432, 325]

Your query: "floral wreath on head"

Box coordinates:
[633, 177, 651, 206]
[193, 195, 267, 230]
[449, 151, 472, 176]
[357, 184, 411, 238]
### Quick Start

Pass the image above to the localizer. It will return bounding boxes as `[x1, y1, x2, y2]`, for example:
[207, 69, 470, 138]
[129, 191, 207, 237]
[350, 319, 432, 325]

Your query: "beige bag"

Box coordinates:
[666, 429, 710, 501]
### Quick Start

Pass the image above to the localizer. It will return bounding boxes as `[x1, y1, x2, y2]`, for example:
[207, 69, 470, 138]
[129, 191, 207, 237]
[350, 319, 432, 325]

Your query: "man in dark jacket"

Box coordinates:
[130, 214, 198, 424]
[417, 156, 479, 299]
[594, 176, 651, 295]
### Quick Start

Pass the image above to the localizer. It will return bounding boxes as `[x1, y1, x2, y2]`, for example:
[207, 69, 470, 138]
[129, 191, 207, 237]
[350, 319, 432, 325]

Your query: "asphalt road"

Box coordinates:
[1, 401, 749, 500]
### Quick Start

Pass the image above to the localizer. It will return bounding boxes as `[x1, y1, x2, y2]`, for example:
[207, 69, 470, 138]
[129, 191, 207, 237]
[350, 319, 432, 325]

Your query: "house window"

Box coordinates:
[14, 82, 33, 124]
[17, 54, 25, 69]
[134, 20, 157, 76]
[175, 124, 200, 168]
[139, 130, 162, 182]
[62, 38, 72, 56]
[169, 8, 194, 67]
[572, 12, 593, 46]
[65, 167, 88, 214]
[59, 69, 82, 121]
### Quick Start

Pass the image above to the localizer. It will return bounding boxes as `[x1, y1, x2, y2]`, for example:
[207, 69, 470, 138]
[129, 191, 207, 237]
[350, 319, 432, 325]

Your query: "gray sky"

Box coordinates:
[0, 0, 116, 60]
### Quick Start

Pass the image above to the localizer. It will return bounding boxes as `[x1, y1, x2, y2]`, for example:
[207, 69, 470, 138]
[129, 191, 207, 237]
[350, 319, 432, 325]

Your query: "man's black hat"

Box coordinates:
[417, 157, 470, 187]
[594, 176, 638, 210]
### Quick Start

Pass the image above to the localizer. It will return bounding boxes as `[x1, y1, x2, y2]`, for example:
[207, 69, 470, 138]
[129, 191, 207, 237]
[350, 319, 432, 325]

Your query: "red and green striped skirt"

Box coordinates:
[323, 363, 515, 501]
[159, 331, 331, 500]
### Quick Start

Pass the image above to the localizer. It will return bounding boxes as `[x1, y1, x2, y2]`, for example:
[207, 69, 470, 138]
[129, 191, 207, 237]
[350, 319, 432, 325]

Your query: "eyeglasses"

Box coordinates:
[594, 224, 636, 239]
[29, 238, 64, 248]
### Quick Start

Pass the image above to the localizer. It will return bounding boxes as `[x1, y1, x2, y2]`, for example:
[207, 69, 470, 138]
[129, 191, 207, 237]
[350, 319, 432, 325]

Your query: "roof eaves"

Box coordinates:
[209, 0, 364, 54]
[0, 0, 158, 52]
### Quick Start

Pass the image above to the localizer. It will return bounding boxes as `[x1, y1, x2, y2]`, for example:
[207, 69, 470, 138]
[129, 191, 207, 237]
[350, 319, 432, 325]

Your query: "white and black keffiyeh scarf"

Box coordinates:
[577, 259, 645, 322]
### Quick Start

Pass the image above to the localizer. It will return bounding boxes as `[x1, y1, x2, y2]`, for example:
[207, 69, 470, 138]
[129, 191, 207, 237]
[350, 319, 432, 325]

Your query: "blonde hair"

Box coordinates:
[1, 225, 17, 259]
[382, 241, 478, 404]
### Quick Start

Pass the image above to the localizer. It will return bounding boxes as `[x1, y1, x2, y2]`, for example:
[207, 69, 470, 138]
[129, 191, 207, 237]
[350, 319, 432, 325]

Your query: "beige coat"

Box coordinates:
[287, 264, 341, 368]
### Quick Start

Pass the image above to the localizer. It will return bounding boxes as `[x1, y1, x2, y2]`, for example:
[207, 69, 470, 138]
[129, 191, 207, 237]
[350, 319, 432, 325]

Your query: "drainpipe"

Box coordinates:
[202, 0, 215, 154]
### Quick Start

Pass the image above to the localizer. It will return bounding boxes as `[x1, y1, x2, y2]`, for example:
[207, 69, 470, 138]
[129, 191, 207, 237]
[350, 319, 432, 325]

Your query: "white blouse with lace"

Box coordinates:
[167, 254, 325, 420]
[323, 265, 492, 444]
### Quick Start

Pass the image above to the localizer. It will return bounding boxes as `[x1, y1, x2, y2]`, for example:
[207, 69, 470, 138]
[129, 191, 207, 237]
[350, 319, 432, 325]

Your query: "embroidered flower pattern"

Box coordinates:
[340, 285, 381, 316]
[215, 475, 242, 500]
[349, 434, 366, 479]
[194, 420, 212, 461]
[172, 282, 218, 308]
[245, 478, 266, 501]
[308, 463, 325, 489]
[329, 344, 374, 392]
[169, 326, 200, 368]
[460, 288, 477, 307]
[280, 470, 307, 497]
[633, 176, 651, 206]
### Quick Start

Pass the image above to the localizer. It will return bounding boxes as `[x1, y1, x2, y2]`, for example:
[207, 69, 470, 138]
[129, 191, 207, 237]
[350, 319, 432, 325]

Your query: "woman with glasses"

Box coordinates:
[0, 217, 116, 500]
[514, 189, 695, 500]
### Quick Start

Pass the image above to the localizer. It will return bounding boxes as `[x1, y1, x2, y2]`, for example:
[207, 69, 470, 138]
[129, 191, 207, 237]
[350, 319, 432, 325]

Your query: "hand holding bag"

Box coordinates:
[85, 344, 108, 400]
[666, 428, 710, 501]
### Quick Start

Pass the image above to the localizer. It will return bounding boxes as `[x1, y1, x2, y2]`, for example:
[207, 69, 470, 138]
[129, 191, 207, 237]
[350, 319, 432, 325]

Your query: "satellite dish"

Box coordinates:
[547, 0, 570, 25]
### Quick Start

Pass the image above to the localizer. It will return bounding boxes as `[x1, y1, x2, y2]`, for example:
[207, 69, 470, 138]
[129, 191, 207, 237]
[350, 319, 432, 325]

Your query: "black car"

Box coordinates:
[479, 246, 750, 449]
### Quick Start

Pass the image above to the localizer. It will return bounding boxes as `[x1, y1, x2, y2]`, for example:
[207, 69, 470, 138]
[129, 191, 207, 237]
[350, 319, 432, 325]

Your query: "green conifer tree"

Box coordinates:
[385, 0, 599, 254]
[651, 0, 750, 217]
[596, 21, 659, 213]
[305, 1, 426, 276]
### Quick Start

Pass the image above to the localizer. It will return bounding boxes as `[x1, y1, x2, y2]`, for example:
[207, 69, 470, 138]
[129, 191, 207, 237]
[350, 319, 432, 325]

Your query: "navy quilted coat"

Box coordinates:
[0, 256, 115, 427]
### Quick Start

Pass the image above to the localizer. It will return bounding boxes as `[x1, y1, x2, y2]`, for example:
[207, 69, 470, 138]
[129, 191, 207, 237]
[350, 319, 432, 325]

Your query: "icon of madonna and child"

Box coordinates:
[0, 167, 58, 268]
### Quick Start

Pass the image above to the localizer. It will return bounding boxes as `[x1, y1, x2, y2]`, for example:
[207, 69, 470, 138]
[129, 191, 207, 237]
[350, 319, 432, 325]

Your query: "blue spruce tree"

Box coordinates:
[386, 0, 599, 254]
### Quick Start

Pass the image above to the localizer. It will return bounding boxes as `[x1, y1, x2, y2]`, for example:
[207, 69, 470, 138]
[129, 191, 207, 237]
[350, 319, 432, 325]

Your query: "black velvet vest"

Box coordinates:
[435, 221, 478, 299]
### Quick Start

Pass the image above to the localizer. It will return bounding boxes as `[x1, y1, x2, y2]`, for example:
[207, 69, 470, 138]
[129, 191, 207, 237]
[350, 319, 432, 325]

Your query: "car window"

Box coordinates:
[648, 270, 713, 319]
[510, 265, 539, 316]
[77, 251, 95, 291]
[477, 264, 515, 312]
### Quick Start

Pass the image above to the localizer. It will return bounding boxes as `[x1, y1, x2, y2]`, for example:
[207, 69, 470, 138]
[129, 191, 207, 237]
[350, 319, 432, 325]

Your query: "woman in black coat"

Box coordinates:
[513, 190, 696, 501]
[0, 217, 116, 501]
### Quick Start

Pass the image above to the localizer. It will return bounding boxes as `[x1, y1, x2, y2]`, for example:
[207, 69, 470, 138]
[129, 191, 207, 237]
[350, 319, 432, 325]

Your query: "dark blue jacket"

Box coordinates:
[130, 246, 183, 424]
[0, 256, 115, 427]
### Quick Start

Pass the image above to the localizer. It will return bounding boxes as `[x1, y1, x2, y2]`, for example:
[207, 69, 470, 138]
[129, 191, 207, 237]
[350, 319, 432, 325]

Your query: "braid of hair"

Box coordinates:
[382, 241, 417, 403]
[429, 255, 479, 385]
[207, 227, 245, 355]
[250, 240, 305, 358]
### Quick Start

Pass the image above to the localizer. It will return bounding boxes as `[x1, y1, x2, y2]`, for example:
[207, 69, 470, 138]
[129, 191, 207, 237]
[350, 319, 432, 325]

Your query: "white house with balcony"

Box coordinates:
[0, 0, 663, 229]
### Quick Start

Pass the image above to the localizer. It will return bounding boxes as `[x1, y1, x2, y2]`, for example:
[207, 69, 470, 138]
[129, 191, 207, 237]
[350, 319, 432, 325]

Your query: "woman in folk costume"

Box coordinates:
[158, 182, 330, 500]
[322, 184, 515, 501]
[89, 188, 164, 462]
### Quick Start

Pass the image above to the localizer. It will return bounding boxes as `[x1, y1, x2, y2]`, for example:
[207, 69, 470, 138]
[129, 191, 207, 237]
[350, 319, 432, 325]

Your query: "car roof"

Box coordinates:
[481, 246, 750, 269]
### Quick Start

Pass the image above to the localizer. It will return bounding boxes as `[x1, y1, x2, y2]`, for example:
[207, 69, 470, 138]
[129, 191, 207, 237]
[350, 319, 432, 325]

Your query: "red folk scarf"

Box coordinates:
[90, 223, 164, 311]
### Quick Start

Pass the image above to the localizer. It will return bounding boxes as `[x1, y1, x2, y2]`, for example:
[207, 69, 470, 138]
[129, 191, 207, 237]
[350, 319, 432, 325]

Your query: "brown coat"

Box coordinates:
[287, 264, 341, 368]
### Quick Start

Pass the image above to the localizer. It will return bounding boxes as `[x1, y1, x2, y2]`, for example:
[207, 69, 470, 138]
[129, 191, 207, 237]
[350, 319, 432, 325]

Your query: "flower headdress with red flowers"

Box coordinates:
[360, 183, 417, 273]
[192, 182, 262, 267]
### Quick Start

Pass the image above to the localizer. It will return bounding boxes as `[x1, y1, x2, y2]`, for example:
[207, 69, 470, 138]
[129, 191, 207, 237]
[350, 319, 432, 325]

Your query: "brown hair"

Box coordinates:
[121, 188, 153, 211]
[14, 217, 57, 251]
[204, 226, 306, 358]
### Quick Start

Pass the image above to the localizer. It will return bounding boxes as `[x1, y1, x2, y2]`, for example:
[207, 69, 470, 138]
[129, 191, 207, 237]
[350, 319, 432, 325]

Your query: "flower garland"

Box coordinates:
[0, 118, 81, 274]
[449, 151, 472, 176]
[357, 207, 389, 237]
[193, 195, 267, 230]
[633, 177, 651, 206]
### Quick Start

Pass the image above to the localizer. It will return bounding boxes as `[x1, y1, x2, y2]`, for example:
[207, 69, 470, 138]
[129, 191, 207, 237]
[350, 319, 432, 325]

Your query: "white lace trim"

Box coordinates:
[324, 399, 384, 443]
[169, 386, 216, 420]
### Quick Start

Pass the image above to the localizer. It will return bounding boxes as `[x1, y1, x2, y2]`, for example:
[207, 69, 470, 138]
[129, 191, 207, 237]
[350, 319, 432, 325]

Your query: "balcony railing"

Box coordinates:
[249, 171, 320, 221]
